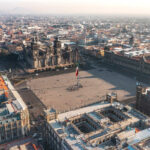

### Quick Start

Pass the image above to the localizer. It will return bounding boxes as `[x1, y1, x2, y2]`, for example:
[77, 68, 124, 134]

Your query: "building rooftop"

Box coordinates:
[46, 101, 149, 149]
[0, 75, 27, 125]
[128, 128, 150, 145]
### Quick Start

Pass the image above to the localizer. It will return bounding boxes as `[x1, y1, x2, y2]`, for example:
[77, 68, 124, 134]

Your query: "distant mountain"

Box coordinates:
[10, 7, 35, 15]
[0, 10, 5, 15]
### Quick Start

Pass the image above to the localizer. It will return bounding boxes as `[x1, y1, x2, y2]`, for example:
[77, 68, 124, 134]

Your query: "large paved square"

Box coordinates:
[27, 68, 136, 112]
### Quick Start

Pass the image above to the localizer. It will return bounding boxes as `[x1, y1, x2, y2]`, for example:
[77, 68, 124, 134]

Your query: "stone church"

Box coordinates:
[23, 37, 79, 69]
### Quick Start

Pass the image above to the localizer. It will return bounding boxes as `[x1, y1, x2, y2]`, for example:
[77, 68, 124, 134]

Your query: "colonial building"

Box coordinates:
[0, 75, 30, 144]
[104, 50, 150, 75]
[23, 37, 79, 69]
[43, 93, 149, 150]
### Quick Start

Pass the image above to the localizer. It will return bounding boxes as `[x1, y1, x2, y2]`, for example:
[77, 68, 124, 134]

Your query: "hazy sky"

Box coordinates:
[1, 0, 150, 15]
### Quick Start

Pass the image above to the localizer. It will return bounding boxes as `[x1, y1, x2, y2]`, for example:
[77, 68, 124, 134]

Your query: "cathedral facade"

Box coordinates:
[24, 37, 79, 69]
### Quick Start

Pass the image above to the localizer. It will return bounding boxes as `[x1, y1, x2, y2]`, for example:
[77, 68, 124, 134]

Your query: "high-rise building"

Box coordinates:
[129, 35, 134, 46]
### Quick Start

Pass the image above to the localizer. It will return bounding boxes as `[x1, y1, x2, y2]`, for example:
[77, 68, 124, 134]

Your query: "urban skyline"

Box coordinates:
[1, 1, 150, 149]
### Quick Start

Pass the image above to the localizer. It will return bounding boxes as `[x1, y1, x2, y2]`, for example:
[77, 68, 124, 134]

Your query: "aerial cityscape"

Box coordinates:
[1, 0, 150, 150]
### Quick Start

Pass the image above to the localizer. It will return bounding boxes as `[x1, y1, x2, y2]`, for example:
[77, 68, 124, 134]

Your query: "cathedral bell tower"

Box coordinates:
[31, 37, 39, 58]
[53, 37, 62, 65]
[30, 37, 39, 68]
[53, 37, 61, 55]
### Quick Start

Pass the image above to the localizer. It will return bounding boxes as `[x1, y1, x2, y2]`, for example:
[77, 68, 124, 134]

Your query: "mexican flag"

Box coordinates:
[76, 66, 79, 77]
